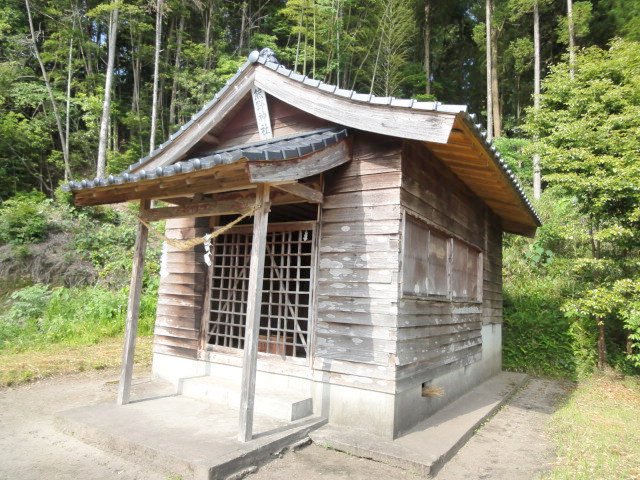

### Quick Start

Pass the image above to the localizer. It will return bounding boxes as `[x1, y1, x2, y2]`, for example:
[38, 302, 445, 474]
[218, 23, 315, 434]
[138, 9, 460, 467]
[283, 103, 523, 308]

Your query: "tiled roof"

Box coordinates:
[64, 127, 348, 191]
[63, 48, 539, 226]
[249, 49, 539, 226]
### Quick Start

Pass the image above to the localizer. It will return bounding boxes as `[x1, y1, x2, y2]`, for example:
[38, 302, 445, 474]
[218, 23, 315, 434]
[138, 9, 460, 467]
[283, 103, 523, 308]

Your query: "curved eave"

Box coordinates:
[423, 114, 541, 237]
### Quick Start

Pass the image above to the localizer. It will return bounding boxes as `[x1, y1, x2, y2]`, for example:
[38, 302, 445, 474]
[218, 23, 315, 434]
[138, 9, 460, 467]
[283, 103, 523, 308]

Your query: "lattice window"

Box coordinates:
[206, 225, 314, 359]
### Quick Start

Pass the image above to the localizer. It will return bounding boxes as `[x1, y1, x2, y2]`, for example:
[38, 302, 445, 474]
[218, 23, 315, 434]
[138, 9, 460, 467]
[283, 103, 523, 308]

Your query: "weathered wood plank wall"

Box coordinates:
[483, 211, 503, 326]
[153, 96, 331, 361]
[153, 217, 210, 358]
[215, 97, 330, 149]
[314, 134, 403, 390]
[396, 142, 502, 388]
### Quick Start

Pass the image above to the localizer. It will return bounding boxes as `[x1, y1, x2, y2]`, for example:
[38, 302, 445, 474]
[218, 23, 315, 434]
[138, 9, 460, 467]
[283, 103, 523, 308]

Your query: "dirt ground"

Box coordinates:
[0, 368, 167, 480]
[0, 370, 570, 480]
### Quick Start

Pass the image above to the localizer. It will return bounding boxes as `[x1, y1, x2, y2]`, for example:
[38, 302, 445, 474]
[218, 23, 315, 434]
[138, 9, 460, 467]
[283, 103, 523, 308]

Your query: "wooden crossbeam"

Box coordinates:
[141, 197, 252, 222]
[273, 182, 323, 203]
[246, 141, 350, 183]
[140, 189, 308, 222]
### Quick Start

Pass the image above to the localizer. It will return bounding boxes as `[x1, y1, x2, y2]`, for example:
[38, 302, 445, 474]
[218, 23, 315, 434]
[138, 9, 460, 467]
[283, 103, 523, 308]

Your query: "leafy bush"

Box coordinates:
[0, 283, 157, 352]
[0, 192, 50, 245]
[503, 261, 578, 378]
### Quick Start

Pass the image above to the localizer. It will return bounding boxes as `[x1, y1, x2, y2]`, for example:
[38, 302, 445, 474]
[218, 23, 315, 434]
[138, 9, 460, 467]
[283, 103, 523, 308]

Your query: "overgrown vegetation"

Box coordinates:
[0, 336, 153, 386]
[500, 40, 640, 379]
[0, 192, 161, 360]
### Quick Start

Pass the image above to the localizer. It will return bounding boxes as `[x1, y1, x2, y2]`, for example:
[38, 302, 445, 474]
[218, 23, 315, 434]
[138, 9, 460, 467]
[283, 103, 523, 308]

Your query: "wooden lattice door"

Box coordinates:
[205, 223, 315, 360]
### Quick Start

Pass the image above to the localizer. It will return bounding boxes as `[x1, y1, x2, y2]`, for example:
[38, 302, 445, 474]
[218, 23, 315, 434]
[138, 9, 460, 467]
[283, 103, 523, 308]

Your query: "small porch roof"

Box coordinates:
[66, 127, 348, 207]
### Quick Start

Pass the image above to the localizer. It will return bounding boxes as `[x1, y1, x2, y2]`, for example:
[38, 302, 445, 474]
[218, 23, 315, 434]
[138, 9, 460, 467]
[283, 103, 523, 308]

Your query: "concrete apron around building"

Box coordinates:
[55, 326, 516, 480]
[152, 322, 503, 440]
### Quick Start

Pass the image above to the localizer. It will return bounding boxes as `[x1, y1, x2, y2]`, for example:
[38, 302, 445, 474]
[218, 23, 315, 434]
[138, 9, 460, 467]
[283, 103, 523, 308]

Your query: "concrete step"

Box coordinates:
[179, 376, 313, 422]
[310, 372, 529, 478]
[55, 394, 326, 480]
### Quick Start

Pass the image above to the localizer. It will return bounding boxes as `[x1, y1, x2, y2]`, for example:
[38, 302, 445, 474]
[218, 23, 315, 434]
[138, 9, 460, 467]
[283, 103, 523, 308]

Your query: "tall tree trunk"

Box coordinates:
[159, 17, 172, 140]
[169, 15, 184, 128]
[149, 0, 164, 154]
[485, 0, 493, 142]
[203, 1, 214, 69]
[567, 0, 575, 79]
[312, 2, 317, 78]
[335, 0, 341, 88]
[424, 0, 431, 95]
[25, 0, 71, 181]
[96, 4, 118, 178]
[238, 2, 247, 54]
[64, 24, 74, 181]
[597, 319, 606, 370]
[294, 5, 302, 72]
[490, 11, 501, 138]
[532, 1, 541, 199]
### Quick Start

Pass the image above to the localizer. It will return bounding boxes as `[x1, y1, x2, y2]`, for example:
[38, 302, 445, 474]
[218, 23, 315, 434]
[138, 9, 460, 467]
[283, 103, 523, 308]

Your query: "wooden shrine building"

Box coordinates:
[65, 48, 540, 441]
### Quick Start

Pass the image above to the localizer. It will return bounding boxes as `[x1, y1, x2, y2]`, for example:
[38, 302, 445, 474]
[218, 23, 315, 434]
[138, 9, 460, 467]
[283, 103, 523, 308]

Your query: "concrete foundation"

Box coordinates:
[152, 323, 503, 439]
[56, 394, 325, 480]
[310, 371, 527, 478]
[393, 323, 502, 437]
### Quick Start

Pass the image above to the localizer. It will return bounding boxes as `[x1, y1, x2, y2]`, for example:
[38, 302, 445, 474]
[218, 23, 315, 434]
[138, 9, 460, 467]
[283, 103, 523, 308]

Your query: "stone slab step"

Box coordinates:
[179, 375, 313, 422]
[310, 372, 528, 477]
[55, 395, 326, 480]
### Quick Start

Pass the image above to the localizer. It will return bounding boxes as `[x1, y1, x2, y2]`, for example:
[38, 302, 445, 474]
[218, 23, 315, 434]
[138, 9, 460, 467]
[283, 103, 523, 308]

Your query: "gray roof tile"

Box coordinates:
[64, 127, 348, 193]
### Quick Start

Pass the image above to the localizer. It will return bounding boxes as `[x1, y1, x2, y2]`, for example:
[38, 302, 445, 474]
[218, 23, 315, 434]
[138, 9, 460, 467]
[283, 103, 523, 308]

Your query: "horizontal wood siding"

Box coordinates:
[153, 217, 210, 359]
[397, 142, 503, 384]
[484, 211, 503, 325]
[215, 96, 330, 148]
[315, 133, 402, 386]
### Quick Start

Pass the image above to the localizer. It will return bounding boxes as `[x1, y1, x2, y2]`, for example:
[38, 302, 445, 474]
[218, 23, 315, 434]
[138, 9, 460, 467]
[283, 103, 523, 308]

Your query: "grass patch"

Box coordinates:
[544, 373, 640, 479]
[0, 335, 153, 387]
[0, 284, 157, 352]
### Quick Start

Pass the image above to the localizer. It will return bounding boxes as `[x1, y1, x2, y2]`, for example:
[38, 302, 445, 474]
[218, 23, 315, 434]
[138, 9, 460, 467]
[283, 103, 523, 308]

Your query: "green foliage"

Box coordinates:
[0, 283, 157, 352]
[0, 192, 51, 245]
[516, 40, 640, 375]
[556, 1, 593, 45]
[526, 39, 640, 237]
[503, 267, 577, 378]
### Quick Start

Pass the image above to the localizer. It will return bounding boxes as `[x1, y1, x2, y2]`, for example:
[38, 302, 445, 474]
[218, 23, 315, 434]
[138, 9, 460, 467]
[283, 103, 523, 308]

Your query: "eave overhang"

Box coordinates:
[69, 128, 349, 207]
[64, 48, 540, 236]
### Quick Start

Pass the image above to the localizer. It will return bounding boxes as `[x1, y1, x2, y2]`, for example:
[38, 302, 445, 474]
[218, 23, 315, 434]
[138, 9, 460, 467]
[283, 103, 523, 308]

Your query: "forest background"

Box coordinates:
[0, 0, 639, 384]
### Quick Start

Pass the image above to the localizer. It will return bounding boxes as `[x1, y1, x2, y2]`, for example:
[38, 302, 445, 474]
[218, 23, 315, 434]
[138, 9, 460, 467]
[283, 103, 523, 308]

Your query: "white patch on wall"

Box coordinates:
[160, 242, 169, 278]
[452, 306, 482, 315]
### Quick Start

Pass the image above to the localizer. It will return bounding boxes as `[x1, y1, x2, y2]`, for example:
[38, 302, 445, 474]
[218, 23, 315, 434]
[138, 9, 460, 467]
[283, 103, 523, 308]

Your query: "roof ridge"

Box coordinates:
[253, 51, 468, 115]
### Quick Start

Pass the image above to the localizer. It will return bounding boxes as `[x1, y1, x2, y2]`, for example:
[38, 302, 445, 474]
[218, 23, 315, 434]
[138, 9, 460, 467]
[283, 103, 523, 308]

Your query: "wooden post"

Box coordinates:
[239, 184, 271, 442]
[117, 199, 150, 405]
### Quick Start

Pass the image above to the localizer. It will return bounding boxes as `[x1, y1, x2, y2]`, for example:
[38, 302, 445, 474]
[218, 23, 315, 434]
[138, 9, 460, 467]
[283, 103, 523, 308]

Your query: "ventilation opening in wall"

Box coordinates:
[421, 382, 445, 398]
[205, 204, 317, 360]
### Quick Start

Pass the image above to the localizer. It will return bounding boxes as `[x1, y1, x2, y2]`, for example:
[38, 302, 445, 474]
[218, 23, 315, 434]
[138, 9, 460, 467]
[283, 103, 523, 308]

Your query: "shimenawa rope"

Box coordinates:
[138, 202, 262, 251]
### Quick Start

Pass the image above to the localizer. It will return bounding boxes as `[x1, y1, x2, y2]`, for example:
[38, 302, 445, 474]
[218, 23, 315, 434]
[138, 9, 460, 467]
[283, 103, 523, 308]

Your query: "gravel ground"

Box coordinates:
[0, 371, 570, 480]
